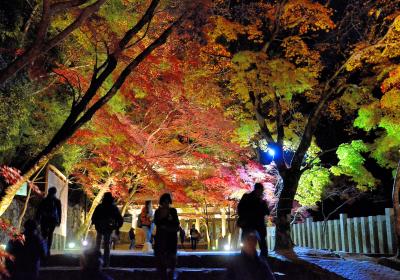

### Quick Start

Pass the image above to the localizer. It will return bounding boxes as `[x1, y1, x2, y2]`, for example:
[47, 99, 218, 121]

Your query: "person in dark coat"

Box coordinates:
[225, 231, 275, 280]
[128, 228, 136, 250]
[154, 193, 180, 280]
[92, 192, 123, 267]
[237, 182, 270, 257]
[80, 248, 113, 280]
[6, 219, 47, 280]
[179, 226, 185, 249]
[189, 224, 200, 250]
[36, 186, 62, 256]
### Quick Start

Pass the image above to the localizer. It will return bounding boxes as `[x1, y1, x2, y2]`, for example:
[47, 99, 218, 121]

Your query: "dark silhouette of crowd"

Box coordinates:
[5, 184, 277, 280]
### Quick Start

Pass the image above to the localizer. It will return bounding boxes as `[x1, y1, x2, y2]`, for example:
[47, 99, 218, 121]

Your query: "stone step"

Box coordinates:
[45, 252, 241, 268]
[39, 267, 288, 280]
[43, 252, 344, 280]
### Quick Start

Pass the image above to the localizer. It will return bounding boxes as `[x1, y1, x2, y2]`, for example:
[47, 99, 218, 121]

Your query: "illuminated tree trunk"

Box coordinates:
[393, 160, 400, 259]
[121, 185, 138, 217]
[274, 169, 300, 250]
[0, 148, 58, 216]
[78, 179, 112, 238]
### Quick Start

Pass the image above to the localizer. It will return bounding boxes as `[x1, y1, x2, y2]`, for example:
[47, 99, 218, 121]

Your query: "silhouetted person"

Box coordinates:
[92, 192, 123, 267]
[179, 226, 185, 249]
[129, 228, 136, 250]
[6, 219, 47, 280]
[36, 186, 61, 256]
[80, 248, 113, 280]
[140, 200, 154, 251]
[154, 193, 180, 280]
[190, 224, 199, 250]
[225, 231, 275, 280]
[237, 183, 270, 257]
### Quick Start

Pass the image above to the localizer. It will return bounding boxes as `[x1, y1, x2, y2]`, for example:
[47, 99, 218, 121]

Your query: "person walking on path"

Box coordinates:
[6, 219, 47, 280]
[140, 200, 154, 252]
[128, 228, 136, 250]
[225, 231, 275, 280]
[36, 186, 61, 256]
[190, 224, 200, 250]
[179, 226, 185, 249]
[237, 182, 270, 257]
[92, 192, 123, 267]
[154, 193, 180, 280]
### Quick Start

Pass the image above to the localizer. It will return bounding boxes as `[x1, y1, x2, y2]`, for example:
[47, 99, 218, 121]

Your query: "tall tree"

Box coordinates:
[205, 0, 400, 249]
[0, 0, 202, 216]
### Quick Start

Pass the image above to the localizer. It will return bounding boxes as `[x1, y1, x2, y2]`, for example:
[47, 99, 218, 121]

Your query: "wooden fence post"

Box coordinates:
[328, 220, 335, 250]
[347, 217, 355, 253]
[316, 221, 322, 249]
[301, 222, 306, 246]
[368, 216, 378, 254]
[377, 215, 387, 254]
[312, 222, 318, 249]
[353, 217, 362, 253]
[297, 223, 302, 246]
[306, 218, 313, 247]
[385, 208, 395, 254]
[334, 219, 341, 251]
[360, 217, 370, 253]
[340, 214, 348, 252]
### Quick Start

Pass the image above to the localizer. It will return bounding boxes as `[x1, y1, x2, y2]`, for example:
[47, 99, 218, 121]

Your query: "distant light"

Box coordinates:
[0, 244, 6, 250]
[68, 242, 76, 249]
[82, 240, 88, 247]
[240, 243, 243, 247]
[267, 148, 275, 157]
[223, 244, 230, 251]
[212, 246, 216, 250]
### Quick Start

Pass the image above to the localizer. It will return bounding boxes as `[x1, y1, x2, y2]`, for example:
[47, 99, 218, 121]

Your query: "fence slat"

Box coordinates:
[369, 216, 378, 254]
[347, 218, 355, 253]
[306, 218, 313, 247]
[377, 215, 387, 254]
[328, 220, 335, 250]
[301, 222, 306, 246]
[360, 217, 370, 253]
[385, 208, 395, 254]
[340, 214, 348, 252]
[316, 222, 322, 249]
[334, 219, 341, 251]
[312, 222, 318, 249]
[297, 223, 302, 246]
[353, 217, 362, 253]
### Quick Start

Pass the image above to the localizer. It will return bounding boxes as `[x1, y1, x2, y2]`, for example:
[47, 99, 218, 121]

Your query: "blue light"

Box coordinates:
[267, 148, 275, 157]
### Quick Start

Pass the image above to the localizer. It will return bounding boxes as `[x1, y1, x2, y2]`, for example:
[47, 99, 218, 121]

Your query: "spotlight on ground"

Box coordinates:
[223, 244, 230, 251]
[82, 240, 88, 247]
[68, 242, 76, 249]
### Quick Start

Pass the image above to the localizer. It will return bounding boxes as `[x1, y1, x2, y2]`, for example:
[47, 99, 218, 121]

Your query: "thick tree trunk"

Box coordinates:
[274, 169, 301, 250]
[393, 160, 400, 258]
[77, 179, 111, 238]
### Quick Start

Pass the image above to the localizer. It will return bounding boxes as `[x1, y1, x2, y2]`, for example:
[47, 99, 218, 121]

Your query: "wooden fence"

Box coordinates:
[266, 208, 396, 254]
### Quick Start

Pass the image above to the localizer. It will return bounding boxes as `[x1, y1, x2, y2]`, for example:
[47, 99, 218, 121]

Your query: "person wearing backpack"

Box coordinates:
[92, 192, 123, 267]
[36, 186, 62, 256]
[140, 200, 154, 252]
